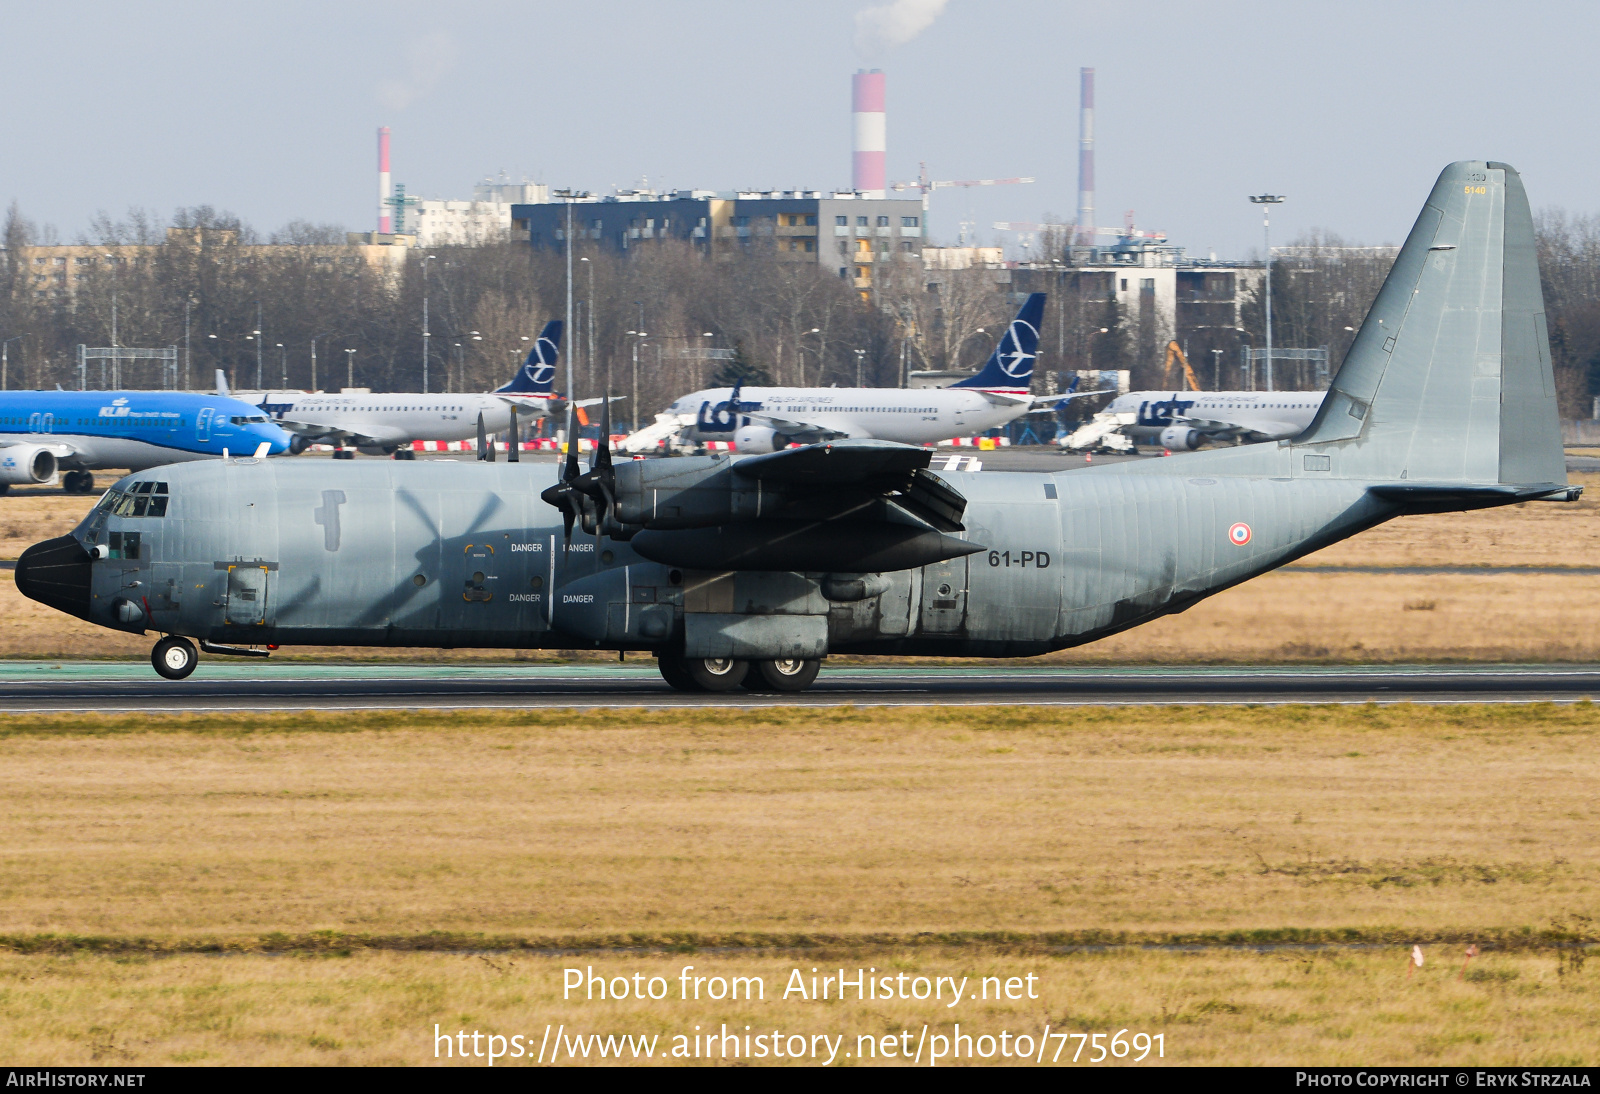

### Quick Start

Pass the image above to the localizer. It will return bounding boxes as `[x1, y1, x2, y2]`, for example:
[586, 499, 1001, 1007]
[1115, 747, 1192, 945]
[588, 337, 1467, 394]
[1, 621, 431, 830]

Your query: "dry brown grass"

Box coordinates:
[0, 947, 1593, 1066]
[0, 705, 1595, 1067]
[0, 705, 1594, 941]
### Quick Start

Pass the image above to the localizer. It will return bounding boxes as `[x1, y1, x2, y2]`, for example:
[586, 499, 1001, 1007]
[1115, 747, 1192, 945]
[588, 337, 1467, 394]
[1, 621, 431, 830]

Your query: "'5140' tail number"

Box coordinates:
[989, 550, 1050, 568]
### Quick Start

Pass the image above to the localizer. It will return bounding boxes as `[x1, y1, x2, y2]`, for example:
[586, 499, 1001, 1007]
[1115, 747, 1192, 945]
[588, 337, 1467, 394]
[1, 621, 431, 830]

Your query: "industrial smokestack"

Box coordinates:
[378, 126, 392, 235]
[852, 70, 886, 198]
[1076, 68, 1094, 245]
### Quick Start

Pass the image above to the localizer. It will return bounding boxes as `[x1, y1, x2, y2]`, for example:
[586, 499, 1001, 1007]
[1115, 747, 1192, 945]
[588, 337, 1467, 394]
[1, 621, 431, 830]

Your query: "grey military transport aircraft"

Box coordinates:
[13, 162, 1580, 692]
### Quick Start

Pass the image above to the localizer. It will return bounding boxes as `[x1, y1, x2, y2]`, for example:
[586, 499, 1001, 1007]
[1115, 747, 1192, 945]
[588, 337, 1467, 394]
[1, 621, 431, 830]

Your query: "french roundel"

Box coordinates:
[1228, 522, 1252, 546]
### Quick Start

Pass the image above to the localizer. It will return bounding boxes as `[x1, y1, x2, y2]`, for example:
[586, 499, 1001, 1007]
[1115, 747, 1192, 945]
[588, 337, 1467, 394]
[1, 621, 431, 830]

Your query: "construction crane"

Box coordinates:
[1162, 341, 1203, 392]
[891, 162, 1035, 195]
[993, 214, 1167, 242]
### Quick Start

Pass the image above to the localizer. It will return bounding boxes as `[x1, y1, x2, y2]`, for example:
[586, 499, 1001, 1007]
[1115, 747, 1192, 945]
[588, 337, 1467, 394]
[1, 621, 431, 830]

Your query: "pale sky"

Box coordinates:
[4, 0, 1596, 257]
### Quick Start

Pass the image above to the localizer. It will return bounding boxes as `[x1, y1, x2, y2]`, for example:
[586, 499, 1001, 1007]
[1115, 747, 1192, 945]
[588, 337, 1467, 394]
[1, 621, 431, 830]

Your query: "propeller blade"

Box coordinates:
[507, 405, 520, 463]
[476, 412, 487, 462]
[563, 405, 581, 483]
[596, 395, 612, 472]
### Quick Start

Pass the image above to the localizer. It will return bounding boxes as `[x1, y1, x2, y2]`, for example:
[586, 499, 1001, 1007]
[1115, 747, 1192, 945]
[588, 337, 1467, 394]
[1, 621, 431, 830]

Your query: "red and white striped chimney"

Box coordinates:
[852, 70, 886, 198]
[377, 126, 392, 234]
[1076, 69, 1095, 245]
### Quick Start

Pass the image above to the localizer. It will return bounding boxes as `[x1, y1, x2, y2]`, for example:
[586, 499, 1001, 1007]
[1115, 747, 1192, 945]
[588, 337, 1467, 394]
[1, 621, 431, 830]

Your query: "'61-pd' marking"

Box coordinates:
[988, 550, 1050, 568]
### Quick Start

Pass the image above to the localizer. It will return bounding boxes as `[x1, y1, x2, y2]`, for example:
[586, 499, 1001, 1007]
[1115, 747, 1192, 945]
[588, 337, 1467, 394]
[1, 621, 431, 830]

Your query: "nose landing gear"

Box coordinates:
[151, 636, 198, 680]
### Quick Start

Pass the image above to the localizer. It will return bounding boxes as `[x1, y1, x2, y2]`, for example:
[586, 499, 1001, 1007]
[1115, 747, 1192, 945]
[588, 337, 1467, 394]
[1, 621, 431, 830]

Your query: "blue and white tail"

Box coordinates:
[951, 292, 1045, 394]
[495, 321, 563, 395]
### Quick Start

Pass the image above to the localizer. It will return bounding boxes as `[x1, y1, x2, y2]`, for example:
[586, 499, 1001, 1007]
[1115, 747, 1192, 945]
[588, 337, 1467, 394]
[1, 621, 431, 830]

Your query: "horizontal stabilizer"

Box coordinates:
[1368, 481, 1581, 510]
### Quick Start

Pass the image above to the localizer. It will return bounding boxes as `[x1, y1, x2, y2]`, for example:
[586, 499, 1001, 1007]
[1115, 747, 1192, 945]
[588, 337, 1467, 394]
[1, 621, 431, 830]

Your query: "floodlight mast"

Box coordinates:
[554, 189, 590, 405]
[1249, 194, 1285, 391]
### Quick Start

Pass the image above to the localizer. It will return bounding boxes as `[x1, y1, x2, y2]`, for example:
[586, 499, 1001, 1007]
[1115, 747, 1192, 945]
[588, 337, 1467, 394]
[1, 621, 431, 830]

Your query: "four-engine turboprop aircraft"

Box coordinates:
[14, 162, 1579, 691]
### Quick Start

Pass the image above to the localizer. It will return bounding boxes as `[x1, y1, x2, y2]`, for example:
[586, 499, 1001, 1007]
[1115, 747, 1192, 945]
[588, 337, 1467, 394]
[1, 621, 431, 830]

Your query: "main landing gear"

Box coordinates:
[151, 636, 198, 680]
[656, 654, 822, 694]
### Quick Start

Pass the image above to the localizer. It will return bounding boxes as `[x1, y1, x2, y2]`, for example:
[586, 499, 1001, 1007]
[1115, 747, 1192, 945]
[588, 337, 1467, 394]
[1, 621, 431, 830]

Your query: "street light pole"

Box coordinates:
[344, 348, 356, 389]
[254, 301, 263, 389]
[581, 256, 596, 393]
[276, 343, 286, 388]
[0, 337, 20, 391]
[1249, 194, 1285, 392]
[309, 331, 334, 393]
[553, 189, 589, 403]
[421, 254, 436, 394]
[627, 330, 648, 432]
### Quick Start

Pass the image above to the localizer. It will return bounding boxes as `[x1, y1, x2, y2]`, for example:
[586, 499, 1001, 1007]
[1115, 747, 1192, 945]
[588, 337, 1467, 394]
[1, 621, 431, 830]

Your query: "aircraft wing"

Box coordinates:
[0, 439, 76, 457]
[740, 410, 851, 445]
[1173, 414, 1302, 442]
[1029, 388, 1114, 409]
[735, 438, 969, 531]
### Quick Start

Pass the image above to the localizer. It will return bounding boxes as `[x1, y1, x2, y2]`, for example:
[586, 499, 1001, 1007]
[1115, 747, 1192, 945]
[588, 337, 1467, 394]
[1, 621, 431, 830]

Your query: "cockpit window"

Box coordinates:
[107, 482, 169, 518]
[229, 415, 268, 425]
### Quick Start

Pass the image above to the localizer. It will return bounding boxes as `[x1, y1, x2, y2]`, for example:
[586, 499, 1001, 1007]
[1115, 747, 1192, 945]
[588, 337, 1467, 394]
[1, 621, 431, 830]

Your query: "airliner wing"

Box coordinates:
[270, 417, 332, 436]
[741, 411, 850, 445]
[1029, 388, 1113, 409]
[0, 439, 76, 457]
[1171, 414, 1302, 442]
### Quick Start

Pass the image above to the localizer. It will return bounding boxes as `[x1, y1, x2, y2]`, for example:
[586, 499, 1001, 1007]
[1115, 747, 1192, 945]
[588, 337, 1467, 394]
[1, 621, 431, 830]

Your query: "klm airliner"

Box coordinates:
[0, 390, 292, 494]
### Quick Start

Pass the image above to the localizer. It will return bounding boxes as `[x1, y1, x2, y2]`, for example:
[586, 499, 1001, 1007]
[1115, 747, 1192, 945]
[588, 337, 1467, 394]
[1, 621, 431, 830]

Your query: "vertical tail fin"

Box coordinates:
[495, 320, 563, 394]
[950, 292, 1046, 393]
[1296, 161, 1563, 487]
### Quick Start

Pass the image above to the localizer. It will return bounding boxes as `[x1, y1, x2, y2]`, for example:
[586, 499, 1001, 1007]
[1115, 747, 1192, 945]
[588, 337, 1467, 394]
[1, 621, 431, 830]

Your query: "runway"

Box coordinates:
[3, 661, 1599, 712]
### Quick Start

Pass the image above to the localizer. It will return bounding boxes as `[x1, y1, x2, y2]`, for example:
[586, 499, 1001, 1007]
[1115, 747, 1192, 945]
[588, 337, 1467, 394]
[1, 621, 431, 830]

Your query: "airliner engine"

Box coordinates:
[733, 424, 787, 453]
[0, 445, 59, 486]
[1158, 426, 1201, 451]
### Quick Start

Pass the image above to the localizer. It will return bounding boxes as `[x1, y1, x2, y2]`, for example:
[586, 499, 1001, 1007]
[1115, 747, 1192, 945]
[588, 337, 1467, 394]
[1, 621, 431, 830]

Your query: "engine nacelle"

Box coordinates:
[733, 424, 783, 454]
[0, 445, 59, 485]
[1158, 426, 1201, 451]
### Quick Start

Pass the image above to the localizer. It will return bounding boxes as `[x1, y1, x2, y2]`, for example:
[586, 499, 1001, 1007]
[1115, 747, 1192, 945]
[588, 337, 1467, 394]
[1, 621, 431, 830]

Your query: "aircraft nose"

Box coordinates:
[15, 535, 93, 621]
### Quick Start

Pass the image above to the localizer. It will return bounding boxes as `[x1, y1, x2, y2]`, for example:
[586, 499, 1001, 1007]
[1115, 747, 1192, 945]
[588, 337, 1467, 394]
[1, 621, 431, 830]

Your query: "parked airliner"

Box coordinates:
[254, 321, 591, 457]
[0, 390, 291, 494]
[622, 294, 1101, 454]
[1064, 388, 1328, 452]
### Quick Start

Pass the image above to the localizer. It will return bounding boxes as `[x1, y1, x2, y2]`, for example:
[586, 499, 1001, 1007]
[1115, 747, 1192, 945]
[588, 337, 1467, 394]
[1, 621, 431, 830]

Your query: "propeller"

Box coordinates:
[507, 405, 520, 463]
[539, 405, 584, 541]
[571, 396, 617, 535]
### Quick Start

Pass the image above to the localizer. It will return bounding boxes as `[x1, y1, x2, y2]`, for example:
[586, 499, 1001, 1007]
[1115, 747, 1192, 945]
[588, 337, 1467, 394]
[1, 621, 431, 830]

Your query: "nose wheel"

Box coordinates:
[151, 636, 198, 680]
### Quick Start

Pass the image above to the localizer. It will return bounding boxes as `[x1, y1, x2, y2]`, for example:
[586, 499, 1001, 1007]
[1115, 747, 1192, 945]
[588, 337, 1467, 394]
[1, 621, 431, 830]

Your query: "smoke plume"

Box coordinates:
[854, 0, 950, 57]
[376, 32, 460, 111]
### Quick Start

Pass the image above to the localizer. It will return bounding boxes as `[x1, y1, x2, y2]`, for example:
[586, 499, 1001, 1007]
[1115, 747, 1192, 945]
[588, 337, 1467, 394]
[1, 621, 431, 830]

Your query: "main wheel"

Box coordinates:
[657, 654, 697, 692]
[685, 657, 748, 692]
[333, 449, 355, 460]
[751, 658, 821, 693]
[151, 636, 198, 680]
